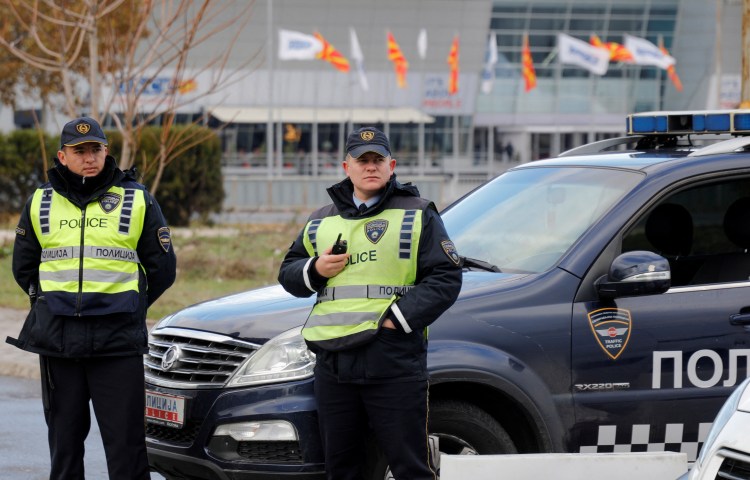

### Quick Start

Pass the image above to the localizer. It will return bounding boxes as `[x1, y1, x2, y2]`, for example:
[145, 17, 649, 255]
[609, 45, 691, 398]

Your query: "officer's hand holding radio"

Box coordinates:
[315, 233, 349, 278]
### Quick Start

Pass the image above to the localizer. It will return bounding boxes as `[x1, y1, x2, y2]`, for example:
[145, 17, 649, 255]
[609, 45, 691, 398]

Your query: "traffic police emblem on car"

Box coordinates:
[587, 308, 632, 360]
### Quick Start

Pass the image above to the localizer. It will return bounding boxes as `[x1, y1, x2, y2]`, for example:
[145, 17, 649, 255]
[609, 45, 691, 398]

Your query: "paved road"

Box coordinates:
[0, 308, 165, 479]
[0, 307, 40, 379]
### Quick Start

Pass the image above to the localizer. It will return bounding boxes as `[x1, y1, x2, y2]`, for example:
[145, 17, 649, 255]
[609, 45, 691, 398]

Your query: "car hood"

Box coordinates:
[152, 272, 528, 343]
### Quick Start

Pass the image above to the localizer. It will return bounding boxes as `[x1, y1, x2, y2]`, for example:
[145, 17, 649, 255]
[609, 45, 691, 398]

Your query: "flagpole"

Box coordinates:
[385, 29, 391, 140]
[313, 63, 320, 177]
[418, 28, 426, 177]
[266, 0, 274, 179]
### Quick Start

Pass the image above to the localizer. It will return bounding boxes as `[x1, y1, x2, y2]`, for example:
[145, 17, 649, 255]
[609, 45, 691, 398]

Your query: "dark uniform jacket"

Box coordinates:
[278, 174, 462, 383]
[7, 156, 177, 358]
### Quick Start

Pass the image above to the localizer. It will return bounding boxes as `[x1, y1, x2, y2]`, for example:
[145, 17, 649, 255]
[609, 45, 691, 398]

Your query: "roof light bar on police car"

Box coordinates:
[627, 110, 750, 135]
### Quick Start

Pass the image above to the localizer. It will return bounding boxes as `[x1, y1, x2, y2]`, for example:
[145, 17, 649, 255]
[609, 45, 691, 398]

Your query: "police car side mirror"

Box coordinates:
[596, 251, 671, 299]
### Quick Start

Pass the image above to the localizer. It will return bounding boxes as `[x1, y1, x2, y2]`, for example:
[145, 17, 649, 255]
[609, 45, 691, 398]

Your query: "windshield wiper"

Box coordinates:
[459, 256, 502, 273]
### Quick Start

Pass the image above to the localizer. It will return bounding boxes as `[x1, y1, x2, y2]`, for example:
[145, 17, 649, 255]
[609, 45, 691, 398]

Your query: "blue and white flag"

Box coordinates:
[480, 32, 498, 94]
[417, 29, 428, 60]
[278, 29, 323, 60]
[349, 28, 369, 91]
[557, 33, 609, 75]
[624, 34, 675, 70]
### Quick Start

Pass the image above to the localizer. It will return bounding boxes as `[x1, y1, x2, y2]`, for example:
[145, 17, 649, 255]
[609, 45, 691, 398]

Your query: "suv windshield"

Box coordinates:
[442, 166, 643, 273]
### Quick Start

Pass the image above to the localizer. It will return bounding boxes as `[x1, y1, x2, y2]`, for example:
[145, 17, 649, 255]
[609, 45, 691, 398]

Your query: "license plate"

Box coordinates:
[145, 390, 186, 428]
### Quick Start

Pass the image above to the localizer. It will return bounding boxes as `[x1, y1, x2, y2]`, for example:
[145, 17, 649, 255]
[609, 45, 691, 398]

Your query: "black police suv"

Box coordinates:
[144, 110, 750, 480]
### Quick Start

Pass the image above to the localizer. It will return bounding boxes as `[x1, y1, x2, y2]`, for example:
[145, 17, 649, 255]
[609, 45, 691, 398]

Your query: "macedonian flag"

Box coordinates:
[659, 38, 683, 92]
[447, 35, 460, 95]
[314, 32, 350, 72]
[387, 31, 409, 88]
[521, 33, 537, 92]
[589, 34, 634, 63]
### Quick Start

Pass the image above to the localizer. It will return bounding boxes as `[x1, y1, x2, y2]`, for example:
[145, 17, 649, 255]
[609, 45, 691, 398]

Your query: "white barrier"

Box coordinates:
[440, 452, 688, 480]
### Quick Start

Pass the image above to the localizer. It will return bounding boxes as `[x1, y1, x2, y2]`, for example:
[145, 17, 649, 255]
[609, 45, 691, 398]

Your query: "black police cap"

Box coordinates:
[346, 127, 391, 158]
[60, 117, 108, 149]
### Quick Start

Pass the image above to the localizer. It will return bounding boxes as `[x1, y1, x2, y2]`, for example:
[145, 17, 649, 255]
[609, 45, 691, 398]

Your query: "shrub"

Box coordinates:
[105, 125, 224, 226]
[0, 130, 53, 216]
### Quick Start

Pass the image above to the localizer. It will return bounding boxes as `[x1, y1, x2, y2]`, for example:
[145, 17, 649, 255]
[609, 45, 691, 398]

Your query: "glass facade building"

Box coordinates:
[4, 0, 736, 179]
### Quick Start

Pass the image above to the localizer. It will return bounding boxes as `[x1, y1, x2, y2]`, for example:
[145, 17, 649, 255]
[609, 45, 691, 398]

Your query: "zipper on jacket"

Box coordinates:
[75, 208, 86, 316]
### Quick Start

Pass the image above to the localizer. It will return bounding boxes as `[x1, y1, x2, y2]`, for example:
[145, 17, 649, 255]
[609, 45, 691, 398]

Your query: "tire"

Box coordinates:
[366, 399, 517, 480]
[430, 399, 517, 456]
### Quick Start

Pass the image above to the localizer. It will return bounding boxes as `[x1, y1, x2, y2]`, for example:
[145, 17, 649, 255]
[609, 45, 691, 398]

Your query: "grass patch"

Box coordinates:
[0, 222, 305, 321]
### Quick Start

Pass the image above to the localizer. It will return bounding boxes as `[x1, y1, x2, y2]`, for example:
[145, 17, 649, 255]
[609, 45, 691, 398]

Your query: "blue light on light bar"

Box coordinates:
[631, 116, 656, 133]
[734, 113, 750, 131]
[692, 115, 706, 131]
[705, 113, 731, 131]
[655, 116, 668, 132]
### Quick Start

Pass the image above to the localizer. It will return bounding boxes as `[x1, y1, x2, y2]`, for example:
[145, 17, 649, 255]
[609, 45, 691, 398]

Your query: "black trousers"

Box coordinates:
[40, 355, 150, 480]
[314, 373, 436, 480]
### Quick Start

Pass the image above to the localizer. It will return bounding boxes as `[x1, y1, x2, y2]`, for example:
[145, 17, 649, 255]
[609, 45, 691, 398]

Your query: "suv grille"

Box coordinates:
[237, 441, 303, 463]
[145, 327, 260, 388]
[146, 421, 202, 446]
[718, 449, 750, 480]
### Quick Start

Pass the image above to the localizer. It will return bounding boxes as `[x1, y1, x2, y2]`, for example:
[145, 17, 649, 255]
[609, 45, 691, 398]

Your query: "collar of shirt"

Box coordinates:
[353, 194, 381, 210]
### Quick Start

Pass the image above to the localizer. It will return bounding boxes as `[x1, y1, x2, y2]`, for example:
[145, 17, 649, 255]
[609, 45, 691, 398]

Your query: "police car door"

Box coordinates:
[571, 176, 750, 463]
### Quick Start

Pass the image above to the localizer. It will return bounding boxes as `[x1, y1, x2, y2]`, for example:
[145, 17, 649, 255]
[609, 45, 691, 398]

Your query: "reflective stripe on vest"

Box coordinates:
[317, 284, 414, 302]
[301, 207, 422, 350]
[119, 189, 135, 234]
[39, 187, 53, 235]
[29, 186, 147, 316]
[41, 246, 140, 263]
[307, 219, 323, 254]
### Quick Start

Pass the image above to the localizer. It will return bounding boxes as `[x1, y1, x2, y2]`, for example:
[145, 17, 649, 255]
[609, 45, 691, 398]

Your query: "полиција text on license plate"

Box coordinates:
[145, 390, 185, 428]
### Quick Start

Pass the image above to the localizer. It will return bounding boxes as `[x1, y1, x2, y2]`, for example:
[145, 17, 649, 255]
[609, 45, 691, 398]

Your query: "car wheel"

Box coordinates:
[366, 399, 517, 480]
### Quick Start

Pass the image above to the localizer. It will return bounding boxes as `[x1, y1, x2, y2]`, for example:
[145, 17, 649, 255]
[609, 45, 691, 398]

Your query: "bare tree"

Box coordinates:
[0, 0, 256, 195]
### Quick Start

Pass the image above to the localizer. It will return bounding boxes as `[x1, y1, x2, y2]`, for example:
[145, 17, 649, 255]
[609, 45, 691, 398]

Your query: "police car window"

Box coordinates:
[621, 177, 750, 287]
[442, 167, 642, 274]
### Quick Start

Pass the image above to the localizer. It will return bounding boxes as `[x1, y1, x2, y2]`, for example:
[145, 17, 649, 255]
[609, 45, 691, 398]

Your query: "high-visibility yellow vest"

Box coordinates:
[301, 207, 422, 351]
[29, 186, 146, 316]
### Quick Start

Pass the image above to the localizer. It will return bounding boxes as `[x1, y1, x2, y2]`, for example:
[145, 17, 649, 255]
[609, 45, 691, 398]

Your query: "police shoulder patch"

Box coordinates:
[441, 240, 460, 265]
[365, 219, 388, 244]
[15, 226, 26, 237]
[158, 227, 172, 252]
[98, 192, 122, 214]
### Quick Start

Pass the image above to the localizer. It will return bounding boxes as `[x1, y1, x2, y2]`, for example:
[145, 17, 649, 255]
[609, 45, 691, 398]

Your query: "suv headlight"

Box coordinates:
[226, 326, 315, 387]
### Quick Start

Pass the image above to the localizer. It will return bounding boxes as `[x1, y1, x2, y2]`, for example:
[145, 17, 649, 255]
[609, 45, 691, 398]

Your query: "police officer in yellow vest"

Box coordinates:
[279, 127, 462, 480]
[7, 116, 176, 480]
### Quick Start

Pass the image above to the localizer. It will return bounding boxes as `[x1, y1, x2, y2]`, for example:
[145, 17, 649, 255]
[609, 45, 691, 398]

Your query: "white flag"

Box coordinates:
[624, 34, 675, 69]
[480, 32, 498, 94]
[557, 33, 610, 75]
[278, 29, 323, 60]
[349, 28, 369, 91]
[417, 29, 427, 60]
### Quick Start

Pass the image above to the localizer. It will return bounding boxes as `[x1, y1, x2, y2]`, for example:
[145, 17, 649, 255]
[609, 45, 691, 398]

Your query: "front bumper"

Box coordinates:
[146, 379, 325, 480]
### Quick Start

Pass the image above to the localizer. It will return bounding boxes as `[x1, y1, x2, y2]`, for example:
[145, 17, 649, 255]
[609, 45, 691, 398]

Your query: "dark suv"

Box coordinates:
[144, 110, 750, 480]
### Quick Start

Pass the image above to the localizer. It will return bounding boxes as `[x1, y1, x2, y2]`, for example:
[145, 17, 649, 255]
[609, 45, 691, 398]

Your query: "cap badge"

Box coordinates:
[76, 123, 91, 135]
[360, 131, 375, 142]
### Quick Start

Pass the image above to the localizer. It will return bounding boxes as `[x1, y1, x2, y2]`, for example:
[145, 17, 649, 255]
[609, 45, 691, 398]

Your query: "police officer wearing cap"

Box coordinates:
[7, 116, 176, 480]
[279, 127, 462, 480]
